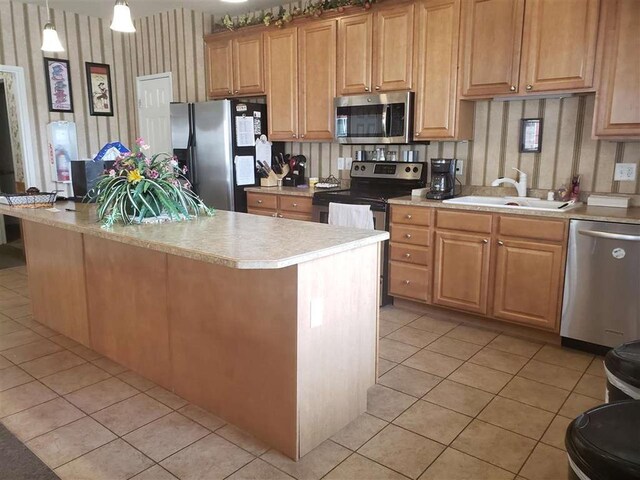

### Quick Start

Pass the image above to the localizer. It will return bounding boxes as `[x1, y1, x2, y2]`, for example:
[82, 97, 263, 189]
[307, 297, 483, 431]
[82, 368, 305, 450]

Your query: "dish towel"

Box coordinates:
[328, 202, 375, 230]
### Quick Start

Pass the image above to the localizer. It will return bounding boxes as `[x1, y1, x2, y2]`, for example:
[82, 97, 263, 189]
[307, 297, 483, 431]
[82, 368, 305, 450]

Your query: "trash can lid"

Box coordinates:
[566, 401, 640, 480]
[605, 341, 640, 389]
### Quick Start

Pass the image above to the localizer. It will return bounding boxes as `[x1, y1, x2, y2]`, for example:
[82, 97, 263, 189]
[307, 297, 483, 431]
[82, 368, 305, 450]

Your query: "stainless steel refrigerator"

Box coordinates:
[170, 100, 282, 213]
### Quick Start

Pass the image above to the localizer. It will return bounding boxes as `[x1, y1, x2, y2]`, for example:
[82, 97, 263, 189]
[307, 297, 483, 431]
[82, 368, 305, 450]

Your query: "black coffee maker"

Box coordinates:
[283, 155, 307, 187]
[427, 158, 457, 200]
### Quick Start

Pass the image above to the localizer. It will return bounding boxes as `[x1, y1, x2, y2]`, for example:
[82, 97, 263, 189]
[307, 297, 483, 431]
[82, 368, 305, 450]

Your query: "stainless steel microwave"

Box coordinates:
[335, 91, 414, 144]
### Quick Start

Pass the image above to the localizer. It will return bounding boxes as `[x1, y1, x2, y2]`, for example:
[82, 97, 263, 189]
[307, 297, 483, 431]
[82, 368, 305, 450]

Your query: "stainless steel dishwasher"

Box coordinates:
[561, 220, 640, 352]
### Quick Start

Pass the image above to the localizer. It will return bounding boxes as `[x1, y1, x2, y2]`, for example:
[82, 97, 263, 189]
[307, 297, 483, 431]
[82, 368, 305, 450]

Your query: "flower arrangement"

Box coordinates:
[88, 138, 212, 228]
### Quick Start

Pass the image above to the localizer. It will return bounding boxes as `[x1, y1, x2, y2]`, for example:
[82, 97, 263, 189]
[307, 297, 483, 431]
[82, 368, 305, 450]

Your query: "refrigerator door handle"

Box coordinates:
[579, 230, 640, 242]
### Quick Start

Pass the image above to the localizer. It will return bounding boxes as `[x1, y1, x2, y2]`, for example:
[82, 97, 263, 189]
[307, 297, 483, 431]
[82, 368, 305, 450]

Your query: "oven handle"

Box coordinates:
[579, 229, 640, 242]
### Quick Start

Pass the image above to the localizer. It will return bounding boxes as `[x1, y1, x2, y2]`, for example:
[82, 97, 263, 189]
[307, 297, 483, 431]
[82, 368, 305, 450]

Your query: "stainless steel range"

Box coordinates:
[313, 161, 428, 305]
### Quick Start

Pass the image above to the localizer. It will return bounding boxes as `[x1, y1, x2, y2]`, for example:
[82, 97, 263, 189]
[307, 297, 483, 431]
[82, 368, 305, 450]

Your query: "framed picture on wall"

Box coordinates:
[44, 57, 73, 113]
[85, 62, 113, 116]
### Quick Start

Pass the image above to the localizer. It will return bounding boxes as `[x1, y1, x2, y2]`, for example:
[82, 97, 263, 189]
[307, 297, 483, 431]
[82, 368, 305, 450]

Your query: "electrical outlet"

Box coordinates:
[614, 163, 637, 182]
[455, 161, 464, 176]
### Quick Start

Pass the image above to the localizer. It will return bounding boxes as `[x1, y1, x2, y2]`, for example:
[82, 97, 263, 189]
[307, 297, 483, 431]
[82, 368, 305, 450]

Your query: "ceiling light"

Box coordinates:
[110, 0, 136, 33]
[41, 0, 64, 52]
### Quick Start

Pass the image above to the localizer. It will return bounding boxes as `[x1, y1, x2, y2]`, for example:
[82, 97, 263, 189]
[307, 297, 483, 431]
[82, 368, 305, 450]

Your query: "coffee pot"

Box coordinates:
[427, 158, 457, 200]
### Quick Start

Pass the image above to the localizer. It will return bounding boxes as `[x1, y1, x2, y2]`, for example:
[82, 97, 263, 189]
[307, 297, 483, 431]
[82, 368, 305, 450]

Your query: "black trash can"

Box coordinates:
[605, 340, 640, 402]
[565, 401, 640, 480]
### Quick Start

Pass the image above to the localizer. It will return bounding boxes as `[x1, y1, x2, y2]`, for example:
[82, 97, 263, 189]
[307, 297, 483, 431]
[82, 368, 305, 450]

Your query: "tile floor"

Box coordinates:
[0, 265, 607, 480]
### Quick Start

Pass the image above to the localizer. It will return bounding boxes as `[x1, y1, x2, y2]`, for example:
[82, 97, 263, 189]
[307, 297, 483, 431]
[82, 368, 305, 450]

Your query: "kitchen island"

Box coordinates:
[0, 202, 388, 460]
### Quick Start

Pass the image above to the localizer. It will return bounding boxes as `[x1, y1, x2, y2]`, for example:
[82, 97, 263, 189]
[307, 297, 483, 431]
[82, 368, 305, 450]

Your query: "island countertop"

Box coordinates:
[0, 201, 388, 269]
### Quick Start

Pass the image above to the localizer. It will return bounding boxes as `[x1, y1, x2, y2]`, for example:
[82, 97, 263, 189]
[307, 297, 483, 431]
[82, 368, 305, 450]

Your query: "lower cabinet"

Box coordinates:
[389, 262, 430, 303]
[247, 192, 313, 221]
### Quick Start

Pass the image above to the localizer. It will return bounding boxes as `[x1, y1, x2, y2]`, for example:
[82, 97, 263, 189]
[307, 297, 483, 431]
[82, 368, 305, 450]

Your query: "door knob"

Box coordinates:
[509, 85, 516, 92]
[526, 85, 533, 91]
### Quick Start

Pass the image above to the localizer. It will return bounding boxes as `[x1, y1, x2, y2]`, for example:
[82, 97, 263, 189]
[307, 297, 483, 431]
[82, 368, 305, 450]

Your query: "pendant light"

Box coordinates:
[41, 0, 64, 52]
[110, 0, 136, 33]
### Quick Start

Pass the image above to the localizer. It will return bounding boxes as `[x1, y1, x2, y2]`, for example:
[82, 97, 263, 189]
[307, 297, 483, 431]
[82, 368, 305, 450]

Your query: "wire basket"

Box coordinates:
[1, 192, 57, 209]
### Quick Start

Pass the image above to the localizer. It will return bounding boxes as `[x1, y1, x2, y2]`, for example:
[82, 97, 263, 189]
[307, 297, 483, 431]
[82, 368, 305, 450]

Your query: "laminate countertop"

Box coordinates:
[389, 196, 640, 224]
[244, 185, 346, 197]
[0, 201, 388, 269]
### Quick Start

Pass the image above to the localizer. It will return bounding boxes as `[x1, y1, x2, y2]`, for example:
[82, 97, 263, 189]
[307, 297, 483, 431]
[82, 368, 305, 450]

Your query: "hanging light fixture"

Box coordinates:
[110, 0, 136, 33]
[41, 0, 64, 52]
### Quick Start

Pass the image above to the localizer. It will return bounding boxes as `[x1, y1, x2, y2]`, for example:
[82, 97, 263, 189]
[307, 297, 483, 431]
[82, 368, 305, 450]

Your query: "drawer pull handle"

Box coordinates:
[257, 200, 263, 204]
[405, 234, 412, 239]
[498, 240, 504, 246]
[482, 239, 488, 244]
[404, 253, 411, 258]
[403, 280, 411, 285]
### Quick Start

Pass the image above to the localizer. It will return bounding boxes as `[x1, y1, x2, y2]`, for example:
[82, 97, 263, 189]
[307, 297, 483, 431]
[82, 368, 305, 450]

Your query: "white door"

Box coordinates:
[136, 73, 173, 156]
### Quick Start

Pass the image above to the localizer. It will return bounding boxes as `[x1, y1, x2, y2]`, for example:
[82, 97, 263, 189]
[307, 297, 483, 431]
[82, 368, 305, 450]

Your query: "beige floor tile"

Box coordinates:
[325, 453, 406, 480]
[117, 370, 157, 391]
[558, 392, 603, 419]
[178, 404, 226, 431]
[20, 350, 85, 379]
[26, 417, 116, 469]
[394, 400, 472, 445]
[486, 334, 543, 358]
[359, 424, 444, 479]
[49, 334, 81, 349]
[517, 360, 582, 391]
[65, 377, 139, 414]
[261, 440, 349, 480]
[69, 344, 102, 361]
[518, 443, 568, 480]
[2, 303, 32, 319]
[425, 336, 483, 361]
[586, 357, 606, 378]
[451, 420, 536, 474]
[449, 363, 512, 394]
[379, 319, 402, 337]
[147, 386, 189, 410]
[0, 355, 12, 369]
[446, 325, 499, 346]
[380, 307, 422, 326]
[541, 414, 572, 451]
[423, 379, 494, 416]
[30, 325, 56, 338]
[408, 316, 459, 335]
[499, 376, 570, 413]
[0, 329, 42, 351]
[0, 365, 33, 391]
[469, 347, 529, 374]
[367, 384, 416, 421]
[478, 396, 554, 440]
[54, 439, 154, 480]
[2, 397, 84, 441]
[402, 349, 464, 377]
[0, 338, 63, 364]
[217, 424, 270, 456]
[419, 448, 513, 480]
[533, 344, 593, 372]
[124, 411, 209, 462]
[378, 358, 397, 376]
[386, 326, 441, 349]
[92, 392, 171, 435]
[132, 465, 179, 480]
[227, 458, 293, 480]
[379, 338, 420, 363]
[573, 373, 606, 401]
[92, 356, 128, 375]
[0, 319, 25, 335]
[378, 365, 442, 397]
[0, 381, 57, 417]
[40, 363, 111, 395]
[331, 413, 388, 451]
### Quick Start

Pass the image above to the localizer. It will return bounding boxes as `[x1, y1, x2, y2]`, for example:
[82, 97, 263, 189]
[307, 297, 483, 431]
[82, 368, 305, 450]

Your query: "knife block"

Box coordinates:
[260, 165, 289, 187]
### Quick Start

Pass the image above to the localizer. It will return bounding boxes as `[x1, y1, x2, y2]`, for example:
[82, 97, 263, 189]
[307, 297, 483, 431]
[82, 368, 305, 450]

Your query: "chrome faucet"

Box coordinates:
[491, 168, 528, 197]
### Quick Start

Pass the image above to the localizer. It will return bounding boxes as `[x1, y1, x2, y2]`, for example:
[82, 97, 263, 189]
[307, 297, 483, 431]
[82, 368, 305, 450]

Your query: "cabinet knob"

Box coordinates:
[228, 90, 232, 94]
[415, 132, 420, 137]
[272, 213, 277, 217]
[526, 84, 533, 91]
[403, 280, 411, 285]
[257, 200, 263, 204]
[404, 253, 411, 258]
[364, 87, 370, 92]
[509, 85, 516, 92]
[234, 90, 239, 94]
[375, 86, 381, 91]
[406, 214, 412, 219]
[292, 203, 298, 207]
[278, 214, 283, 218]
[301, 134, 305, 138]
[498, 240, 504, 246]
[482, 239, 488, 244]
[405, 233, 412, 239]
[293, 134, 297, 138]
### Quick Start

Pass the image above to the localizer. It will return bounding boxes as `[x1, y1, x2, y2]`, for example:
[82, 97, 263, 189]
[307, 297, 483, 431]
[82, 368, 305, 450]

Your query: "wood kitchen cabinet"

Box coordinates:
[337, 13, 373, 95]
[206, 38, 233, 98]
[247, 192, 313, 221]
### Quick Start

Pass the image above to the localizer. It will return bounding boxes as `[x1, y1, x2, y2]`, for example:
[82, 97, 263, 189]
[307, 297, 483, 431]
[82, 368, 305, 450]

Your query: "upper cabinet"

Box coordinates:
[338, 3, 414, 95]
[460, 0, 600, 98]
[592, 0, 640, 138]
[206, 38, 233, 98]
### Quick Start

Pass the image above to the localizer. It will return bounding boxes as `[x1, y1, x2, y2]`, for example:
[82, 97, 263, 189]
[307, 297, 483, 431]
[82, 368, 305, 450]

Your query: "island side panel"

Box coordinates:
[167, 255, 299, 459]
[22, 220, 91, 346]
[83, 236, 172, 389]
[296, 243, 379, 457]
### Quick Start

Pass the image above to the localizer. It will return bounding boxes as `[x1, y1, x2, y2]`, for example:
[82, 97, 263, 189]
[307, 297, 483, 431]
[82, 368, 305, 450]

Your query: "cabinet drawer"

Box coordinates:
[389, 262, 430, 303]
[390, 244, 430, 266]
[280, 211, 313, 222]
[436, 209, 492, 233]
[390, 206, 432, 226]
[248, 208, 276, 217]
[498, 215, 567, 242]
[247, 192, 278, 210]
[390, 225, 431, 246]
[279, 195, 313, 214]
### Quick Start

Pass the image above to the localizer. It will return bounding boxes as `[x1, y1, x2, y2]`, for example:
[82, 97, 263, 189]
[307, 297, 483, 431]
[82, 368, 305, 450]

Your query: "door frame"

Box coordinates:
[135, 72, 173, 146]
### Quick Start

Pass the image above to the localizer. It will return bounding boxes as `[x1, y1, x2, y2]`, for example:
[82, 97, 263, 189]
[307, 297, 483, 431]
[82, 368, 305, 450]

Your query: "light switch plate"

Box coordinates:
[614, 163, 637, 181]
[337, 157, 345, 170]
[455, 161, 464, 176]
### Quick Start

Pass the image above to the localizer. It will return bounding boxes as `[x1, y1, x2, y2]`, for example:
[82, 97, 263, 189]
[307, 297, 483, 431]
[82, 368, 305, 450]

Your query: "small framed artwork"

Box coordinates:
[520, 118, 543, 153]
[44, 57, 73, 113]
[85, 62, 113, 116]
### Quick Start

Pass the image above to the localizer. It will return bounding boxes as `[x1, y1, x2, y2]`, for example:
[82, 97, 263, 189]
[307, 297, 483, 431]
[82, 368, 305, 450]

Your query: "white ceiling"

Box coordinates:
[17, 0, 286, 19]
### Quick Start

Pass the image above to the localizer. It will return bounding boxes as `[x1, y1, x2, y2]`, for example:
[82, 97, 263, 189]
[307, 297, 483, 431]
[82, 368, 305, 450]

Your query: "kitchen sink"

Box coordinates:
[442, 196, 582, 212]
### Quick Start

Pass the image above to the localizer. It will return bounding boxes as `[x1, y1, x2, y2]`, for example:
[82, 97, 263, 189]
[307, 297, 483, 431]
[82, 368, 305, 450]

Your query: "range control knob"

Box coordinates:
[354, 166, 360, 171]
[405, 167, 411, 173]
[361, 165, 366, 171]
[413, 167, 419, 173]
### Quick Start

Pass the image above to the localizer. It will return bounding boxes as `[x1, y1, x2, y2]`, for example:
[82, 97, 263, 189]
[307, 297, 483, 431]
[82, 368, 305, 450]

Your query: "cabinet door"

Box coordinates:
[206, 38, 233, 98]
[232, 34, 265, 95]
[373, 4, 415, 92]
[520, 0, 599, 93]
[337, 13, 373, 95]
[460, 0, 525, 97]
[265, 28, 299, 141]
[593, 0, 640, 138]
[492, 239, 564, 331]
[433, 231, 491, 314]
[299, 20, 336, 141]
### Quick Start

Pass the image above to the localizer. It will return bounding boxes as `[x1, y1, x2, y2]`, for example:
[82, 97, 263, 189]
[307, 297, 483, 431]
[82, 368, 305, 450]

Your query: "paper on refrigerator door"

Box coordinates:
[235, 155, 256, 186]
[235, 116, 255, 147]
[255, 135, 272, 168]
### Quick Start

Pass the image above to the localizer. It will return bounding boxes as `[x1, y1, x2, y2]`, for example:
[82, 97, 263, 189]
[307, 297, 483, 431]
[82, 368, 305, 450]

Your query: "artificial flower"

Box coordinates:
[108, 169, 116, 177]
[127, 169, 143, 184]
